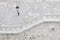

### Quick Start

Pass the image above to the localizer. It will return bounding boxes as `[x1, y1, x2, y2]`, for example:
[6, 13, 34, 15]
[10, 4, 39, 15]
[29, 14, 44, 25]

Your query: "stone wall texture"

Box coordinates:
[0, 0, 60, 40]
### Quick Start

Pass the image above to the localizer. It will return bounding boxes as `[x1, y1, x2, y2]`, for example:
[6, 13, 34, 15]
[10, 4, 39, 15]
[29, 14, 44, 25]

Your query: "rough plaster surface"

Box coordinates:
[0, 0, 60, 40]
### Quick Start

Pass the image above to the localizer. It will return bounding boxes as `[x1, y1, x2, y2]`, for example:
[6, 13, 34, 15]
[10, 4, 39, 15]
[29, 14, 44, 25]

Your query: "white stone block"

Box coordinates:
[35, 0, 43, 2]
[24, 0, 34, 3]
[44, 0, 60, 2]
